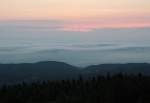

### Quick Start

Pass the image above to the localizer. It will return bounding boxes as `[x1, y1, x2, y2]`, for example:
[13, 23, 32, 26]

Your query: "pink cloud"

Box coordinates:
[56, 14, 150, 32]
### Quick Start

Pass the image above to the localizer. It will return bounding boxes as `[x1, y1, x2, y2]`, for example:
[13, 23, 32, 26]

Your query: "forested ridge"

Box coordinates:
[0, 73, 150, 103]
[1, 62, 150, 84]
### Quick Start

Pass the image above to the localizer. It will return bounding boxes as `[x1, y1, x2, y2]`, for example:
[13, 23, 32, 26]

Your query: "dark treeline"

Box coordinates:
[0, 73, 150, 103]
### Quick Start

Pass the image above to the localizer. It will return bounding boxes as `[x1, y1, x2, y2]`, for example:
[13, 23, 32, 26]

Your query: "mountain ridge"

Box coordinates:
[0, 61, 150, 84]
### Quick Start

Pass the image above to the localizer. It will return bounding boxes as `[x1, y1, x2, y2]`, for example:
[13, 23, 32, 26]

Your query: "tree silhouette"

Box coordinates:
[0, 73, 150, 103]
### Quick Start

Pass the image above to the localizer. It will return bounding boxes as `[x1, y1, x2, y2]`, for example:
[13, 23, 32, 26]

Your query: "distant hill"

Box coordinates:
[84, 63, 150, 76]
[0, 61, 150, 84]
[0, 61, 80, 84]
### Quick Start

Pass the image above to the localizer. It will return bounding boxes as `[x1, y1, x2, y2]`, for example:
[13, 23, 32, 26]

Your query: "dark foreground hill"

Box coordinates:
[0, 74, 150, 103]
[0, 61, 150, 83]
[0, 62, 150, 103]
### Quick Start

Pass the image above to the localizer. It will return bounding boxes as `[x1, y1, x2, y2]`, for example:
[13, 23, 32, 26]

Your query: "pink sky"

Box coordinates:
[0, 0, 150, 31]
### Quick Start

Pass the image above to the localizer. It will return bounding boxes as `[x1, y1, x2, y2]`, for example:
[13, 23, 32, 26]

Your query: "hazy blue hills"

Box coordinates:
[0, 61, 150, 84]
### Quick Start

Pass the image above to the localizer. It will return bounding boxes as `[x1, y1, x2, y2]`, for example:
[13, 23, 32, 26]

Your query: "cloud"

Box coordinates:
[58, 14, 150, 32]
[1, 14, 150, 32]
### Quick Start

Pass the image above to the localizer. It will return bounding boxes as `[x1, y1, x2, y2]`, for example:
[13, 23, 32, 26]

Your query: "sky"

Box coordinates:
[0, 0, 150, 31]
